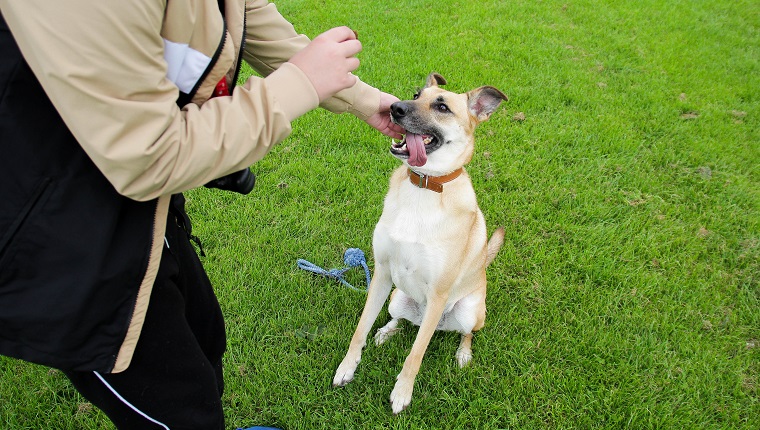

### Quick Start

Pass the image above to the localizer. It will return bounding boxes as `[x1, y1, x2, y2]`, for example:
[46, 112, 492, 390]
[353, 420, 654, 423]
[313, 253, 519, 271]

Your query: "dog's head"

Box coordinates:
[390, 73, 507, 175]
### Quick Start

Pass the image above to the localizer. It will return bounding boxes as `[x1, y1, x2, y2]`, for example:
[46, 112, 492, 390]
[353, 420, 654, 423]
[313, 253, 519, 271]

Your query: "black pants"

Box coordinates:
[65, 201, 227, 429]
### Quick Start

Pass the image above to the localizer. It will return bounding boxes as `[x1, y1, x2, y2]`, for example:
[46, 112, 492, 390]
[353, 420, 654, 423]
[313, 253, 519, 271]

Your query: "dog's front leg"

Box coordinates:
[333, 262, 393, 387]
[390, 292, 449, 414]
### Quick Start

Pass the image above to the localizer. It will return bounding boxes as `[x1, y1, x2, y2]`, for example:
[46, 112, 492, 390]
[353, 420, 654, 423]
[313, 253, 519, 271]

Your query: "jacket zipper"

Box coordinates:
[183, 21, 229, 104]
[107, 197, 160, 373]
[230, 11, 246, 91]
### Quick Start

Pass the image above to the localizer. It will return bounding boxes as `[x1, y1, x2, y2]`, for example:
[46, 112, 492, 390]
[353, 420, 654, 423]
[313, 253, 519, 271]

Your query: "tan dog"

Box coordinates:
[332, 73, 508, 414]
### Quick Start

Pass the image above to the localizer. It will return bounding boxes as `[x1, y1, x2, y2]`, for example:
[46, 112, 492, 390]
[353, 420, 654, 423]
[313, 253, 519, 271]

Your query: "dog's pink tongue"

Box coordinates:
[406, 133, 427, 167]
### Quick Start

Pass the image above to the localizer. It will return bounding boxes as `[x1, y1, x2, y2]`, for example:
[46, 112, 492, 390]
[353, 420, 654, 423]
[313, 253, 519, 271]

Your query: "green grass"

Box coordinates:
[2, 0, 758, 428]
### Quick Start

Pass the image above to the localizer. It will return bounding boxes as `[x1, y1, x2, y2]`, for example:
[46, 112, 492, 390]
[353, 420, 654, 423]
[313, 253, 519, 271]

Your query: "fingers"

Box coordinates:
[341, 72, 359, 90]
[363, 91, 406, 139]
[346, 57, 360, 73]
[387, 122, 405, 139]
[340, 39, 362, 58]
[317, 27, 362, 58]
[378, 92, 400, 111]
[288, 26, 364, 101]
[320, 26, 358, 42]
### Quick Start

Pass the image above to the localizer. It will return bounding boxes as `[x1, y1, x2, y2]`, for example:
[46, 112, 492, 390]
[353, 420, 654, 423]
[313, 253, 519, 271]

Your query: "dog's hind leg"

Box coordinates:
[448, 285, 486, 368]
[374, 317, 400, 346]
[333, 262, 393, 387]
[375, 289, 421, 345]
[456, 333, 474, 367]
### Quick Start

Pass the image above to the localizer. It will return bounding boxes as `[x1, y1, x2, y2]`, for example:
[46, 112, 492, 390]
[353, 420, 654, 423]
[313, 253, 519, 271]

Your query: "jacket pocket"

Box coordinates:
[0, 177, 53, 269]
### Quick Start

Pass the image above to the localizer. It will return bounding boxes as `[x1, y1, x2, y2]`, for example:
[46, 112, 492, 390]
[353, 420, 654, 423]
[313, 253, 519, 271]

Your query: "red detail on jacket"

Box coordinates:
[213, 77, 229, 97]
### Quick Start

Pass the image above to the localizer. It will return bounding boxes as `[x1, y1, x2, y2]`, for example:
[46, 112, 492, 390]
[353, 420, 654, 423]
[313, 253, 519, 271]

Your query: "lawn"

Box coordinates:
[1, 0, 758, 428]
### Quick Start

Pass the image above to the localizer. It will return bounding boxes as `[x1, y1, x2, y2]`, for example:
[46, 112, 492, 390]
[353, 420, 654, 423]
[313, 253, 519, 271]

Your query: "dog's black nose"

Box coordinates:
[391, 101, 411, 118]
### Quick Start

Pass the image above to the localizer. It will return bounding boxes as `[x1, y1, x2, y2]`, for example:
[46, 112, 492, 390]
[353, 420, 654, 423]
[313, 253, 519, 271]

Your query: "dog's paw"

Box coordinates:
[390, 377, 414, 414]
[455, 346, 473, 368]
[332, 356, 361, 387]
[374, 326, 400, 346]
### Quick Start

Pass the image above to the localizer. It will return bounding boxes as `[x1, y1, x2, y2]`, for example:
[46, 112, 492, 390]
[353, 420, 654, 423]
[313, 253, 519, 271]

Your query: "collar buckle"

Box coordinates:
[417, 173, 428, 189]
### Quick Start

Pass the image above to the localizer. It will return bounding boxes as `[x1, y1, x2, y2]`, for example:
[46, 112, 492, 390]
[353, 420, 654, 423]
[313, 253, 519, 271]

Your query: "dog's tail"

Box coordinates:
[486, 227, 505, 266]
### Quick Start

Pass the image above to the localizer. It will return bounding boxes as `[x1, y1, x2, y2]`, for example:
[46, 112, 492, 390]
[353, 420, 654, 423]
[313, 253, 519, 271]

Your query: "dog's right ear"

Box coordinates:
[425, 73, 447, 88]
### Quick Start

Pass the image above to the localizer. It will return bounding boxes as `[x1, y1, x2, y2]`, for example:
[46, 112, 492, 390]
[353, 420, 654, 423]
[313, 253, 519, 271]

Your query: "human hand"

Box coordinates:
[365, 91, 406, 139]
[289, 27, 361, 102]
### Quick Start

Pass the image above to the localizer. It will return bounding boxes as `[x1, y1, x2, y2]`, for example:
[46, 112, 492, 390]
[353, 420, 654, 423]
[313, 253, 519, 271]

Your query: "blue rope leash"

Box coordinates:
[297, 248, 371, 292]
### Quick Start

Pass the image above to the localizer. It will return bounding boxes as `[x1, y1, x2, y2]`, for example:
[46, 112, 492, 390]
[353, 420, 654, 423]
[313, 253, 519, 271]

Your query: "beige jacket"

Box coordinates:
[0, 0, 380, 372]
[2, 0, 380, 200]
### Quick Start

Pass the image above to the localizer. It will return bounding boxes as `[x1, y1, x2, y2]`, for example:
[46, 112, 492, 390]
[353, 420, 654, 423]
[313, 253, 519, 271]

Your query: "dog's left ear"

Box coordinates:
[425, 73, 447, 88]
[467, 86, 508, 122]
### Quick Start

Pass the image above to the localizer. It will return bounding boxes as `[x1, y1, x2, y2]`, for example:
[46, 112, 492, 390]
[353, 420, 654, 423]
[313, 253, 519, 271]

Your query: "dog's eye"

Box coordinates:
[413, 92, 420, 100]
[435, 103, 450, 113]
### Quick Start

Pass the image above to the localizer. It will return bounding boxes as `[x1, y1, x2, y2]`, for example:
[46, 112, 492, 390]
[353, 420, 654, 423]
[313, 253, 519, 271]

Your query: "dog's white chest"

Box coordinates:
[373, 191, 453, 304]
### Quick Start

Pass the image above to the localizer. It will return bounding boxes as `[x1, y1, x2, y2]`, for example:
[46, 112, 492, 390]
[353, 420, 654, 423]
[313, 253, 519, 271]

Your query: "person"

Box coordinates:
[0, 0, 404, 428]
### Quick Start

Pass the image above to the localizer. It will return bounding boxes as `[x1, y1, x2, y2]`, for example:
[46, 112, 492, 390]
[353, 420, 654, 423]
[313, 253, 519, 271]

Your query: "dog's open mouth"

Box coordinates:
[390, 133, 439, 167]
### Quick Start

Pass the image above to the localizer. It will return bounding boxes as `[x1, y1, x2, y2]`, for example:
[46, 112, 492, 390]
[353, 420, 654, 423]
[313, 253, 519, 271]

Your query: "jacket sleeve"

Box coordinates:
[0, 0, 320, 201]
[243, 0, 381, 121]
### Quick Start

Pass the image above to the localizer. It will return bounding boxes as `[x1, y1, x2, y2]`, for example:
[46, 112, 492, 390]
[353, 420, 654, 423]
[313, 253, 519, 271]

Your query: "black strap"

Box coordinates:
[169, 194, 206, 257]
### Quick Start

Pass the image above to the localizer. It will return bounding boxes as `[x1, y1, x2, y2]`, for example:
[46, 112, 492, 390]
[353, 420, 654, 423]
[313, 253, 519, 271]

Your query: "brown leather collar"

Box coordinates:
[407, 168, 463, 193]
